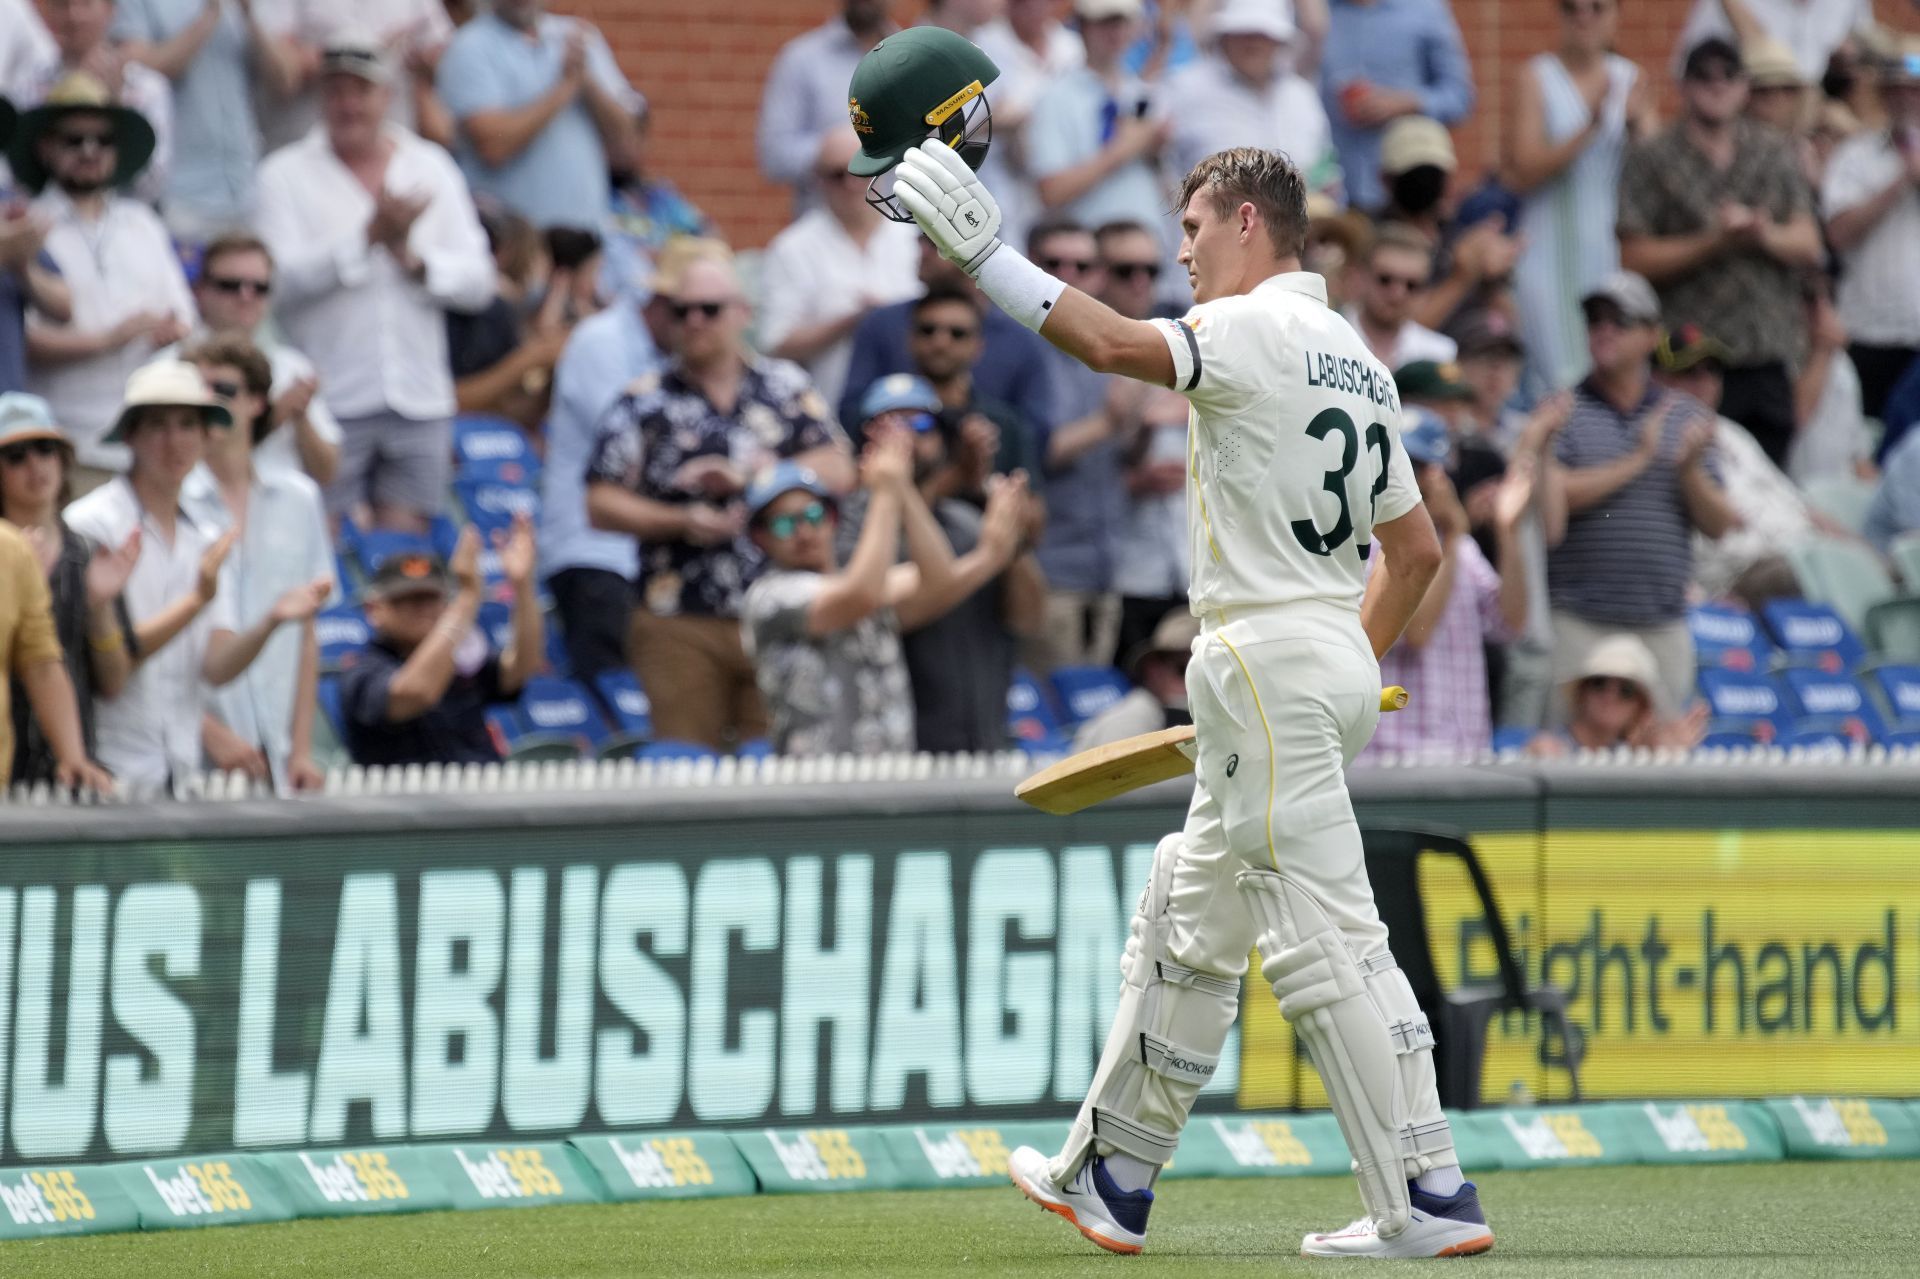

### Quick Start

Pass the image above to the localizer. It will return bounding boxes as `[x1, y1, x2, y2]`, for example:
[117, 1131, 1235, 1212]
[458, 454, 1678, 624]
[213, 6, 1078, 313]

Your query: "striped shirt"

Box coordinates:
[1548, 380, 1716, 627]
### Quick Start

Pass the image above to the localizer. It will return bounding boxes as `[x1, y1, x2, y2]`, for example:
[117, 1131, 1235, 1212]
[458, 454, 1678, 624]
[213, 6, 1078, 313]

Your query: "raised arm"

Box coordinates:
[805, 437, 908, 636]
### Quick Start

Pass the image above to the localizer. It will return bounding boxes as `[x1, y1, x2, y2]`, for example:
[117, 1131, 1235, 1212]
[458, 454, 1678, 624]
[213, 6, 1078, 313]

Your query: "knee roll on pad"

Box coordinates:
[1238, 868, 1456, 1238]
[1050, 835, 1241, 1186]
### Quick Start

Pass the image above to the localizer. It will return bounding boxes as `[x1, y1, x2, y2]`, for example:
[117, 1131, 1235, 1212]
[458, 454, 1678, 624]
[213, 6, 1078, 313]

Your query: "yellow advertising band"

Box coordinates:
[925, 80, 984, 127]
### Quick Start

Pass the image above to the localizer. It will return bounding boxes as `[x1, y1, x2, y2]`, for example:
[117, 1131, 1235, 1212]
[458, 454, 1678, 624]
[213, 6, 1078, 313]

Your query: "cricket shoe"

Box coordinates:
[1300, 1181, 1494, 1259]
[1007, 1146, 1152, 1255]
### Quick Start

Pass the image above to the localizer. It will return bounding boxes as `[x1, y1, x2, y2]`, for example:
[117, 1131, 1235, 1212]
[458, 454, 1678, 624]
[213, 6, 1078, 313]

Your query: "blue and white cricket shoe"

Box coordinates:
[1007, 1146, 1152, 1255]
[1301, 1180, 1495, 1258]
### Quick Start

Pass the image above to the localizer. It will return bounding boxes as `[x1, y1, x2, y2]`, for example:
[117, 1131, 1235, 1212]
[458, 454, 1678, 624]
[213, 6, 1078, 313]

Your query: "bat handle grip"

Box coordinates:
[1380, 685, 1410, 712]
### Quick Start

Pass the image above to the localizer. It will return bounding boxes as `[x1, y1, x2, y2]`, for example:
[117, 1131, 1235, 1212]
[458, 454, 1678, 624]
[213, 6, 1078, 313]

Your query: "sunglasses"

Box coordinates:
[1560, 0, 1608, 15]
[206, 378, 244, 400]
[1582, 304, 1636, 330]
[0, 438, 61, 466]
[668, 300, 728, 321]
[1106, 261, 1161, 282]
[1041, 256, 1097, 274]
[1375, 271, 1425, 292]
[207, 275, 272, 298]
[915, 322, 978, 341]
[764, 501, 829, 540]
[1579, 675, 1644, 700]
[53, 130, 116, 153]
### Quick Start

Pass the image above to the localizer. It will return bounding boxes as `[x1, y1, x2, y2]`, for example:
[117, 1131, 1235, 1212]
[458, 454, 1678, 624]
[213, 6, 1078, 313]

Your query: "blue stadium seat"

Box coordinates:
[452, 414, 538, 485]
[316, 605, 371, 673]
[591, 670, 653, 759]
[1489, 727, 1534, 754]
[516, 677, 608, 751]
[1696, 669, 1790, 738]
[485, 703, 584, 762]
[455, 480, 539, 534]
[1867, 665, 1920, 731]
[638, 740, 718, 762]
[1778, 668, 1885, 744]
[1701, 723, 1772, 749]
[354, 530, 434, 579]
[1781, 720, 1854, 749]
[1882, 729, 1920, 749]
[476, 601, 513, 651]
[543, 620, 570, 678]
[1050, 665, 1132, 726]
[1760, 600, 1866, 674]
[737, 737, 775, 759]
[1007, 668, 1066, 749]
[428, 514, 461, 561]
[1687, 602, 1770, 672]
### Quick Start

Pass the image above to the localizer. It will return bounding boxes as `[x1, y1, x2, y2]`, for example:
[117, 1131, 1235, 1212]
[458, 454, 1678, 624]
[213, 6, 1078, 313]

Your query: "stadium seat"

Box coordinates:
[1867, 665, 1920, 730]
[1489, 726, 1534, 754]
[452, 414, 538, 485]
[354, 530, 433, 579]
[1049, 665, 1132, 726]
[1759, 600, 1865, 674]
[333, 551, 357, 599]
[736, 737, 775, 759]
[455, 479, 539, 534]
[1882, 729, 1920, 749]
[1787, 535, 1920, 658]
[637, 739, 718, 762]
[1781, 720, 1854, 749]
[1778, 668, 1886, 744]
[1799, 474, 1878, 534]
[428, 514, 461, 561]
[1007, 668, 1067, 749]
[316, 605, 371, 673]
[1686, 602, 1771, 672]
[516, 677, 608, 752]
[1701, 723, 1772, 749]
[1696, 669, 1790, 739]
[485, 704, 584, 762]
[543, 620, 570, 677]
[592, 670, 653, 758]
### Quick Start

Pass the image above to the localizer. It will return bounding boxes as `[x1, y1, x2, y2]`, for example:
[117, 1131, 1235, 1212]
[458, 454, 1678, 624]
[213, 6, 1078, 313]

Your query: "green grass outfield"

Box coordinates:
[4, 1162, 1918, 1278]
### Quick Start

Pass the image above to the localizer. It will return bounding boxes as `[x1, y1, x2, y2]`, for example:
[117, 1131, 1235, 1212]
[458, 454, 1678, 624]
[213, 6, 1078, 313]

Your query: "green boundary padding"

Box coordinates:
[0, 1100, 1913, 1240]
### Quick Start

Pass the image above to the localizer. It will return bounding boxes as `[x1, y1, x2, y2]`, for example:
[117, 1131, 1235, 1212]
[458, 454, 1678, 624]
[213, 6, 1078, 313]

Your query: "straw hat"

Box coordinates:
[7, 71, 157, 195]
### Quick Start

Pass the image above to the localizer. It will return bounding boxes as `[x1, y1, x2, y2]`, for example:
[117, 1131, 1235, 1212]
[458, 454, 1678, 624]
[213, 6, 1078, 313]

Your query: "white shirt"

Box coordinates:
[1677, 0, 1873, 81]
[255, 125, 494, 422]
[27, 191, 196, 470]
[64, 477, 238, 794]
[757, 209, 920, 411]
[12, 56, 174, 207]
[1342, 304, 1457, 369]
[0, 0, 52, 98]
[252, 0, 454, 151]
[1156, 272, 1420, 614]
[182, 464, 336, 790]
[1823, 131, 1920, 346]
[1164, 57, 1340, 201]
[1114, 416, 1190, 599]
[153, 331, 344, 479]
[1692, 413, 1812, 598]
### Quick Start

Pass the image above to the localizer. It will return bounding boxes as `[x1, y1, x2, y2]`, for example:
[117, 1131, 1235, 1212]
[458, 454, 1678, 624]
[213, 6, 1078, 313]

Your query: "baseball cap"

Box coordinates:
[1579, 271, 1662, 325]
[1655, 323, 1733, 374]
[321, 34, 392, 85]
[0, 392, 71, 452]
[1682, 37, 1743, 82]
[1742, 37, 1802, 89]
[1399, 407, 1452, 468]
[1449, 309, 1523, 360]
[1395, 359, 1473, 404]
[365, 551, 451, 602]
[858, 373, 943, 423]
[745, 460, 833, 524]
[1076, 0, 1145, 19]
[1209, 0, 1296, 44]
[1379, 117, 1455, 176]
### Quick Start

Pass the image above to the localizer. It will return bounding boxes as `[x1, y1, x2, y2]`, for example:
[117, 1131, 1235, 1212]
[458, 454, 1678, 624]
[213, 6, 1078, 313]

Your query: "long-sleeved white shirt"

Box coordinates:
[254, 124, 494, 422]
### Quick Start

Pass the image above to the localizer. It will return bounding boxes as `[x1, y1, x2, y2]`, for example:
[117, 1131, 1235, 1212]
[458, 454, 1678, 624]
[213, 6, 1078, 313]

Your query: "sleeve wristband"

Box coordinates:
[972, 246, 1069, 334]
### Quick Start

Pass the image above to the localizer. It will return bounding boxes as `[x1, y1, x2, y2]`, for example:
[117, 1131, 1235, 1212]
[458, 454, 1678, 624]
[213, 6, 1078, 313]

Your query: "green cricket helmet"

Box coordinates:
[846, 26, 1000, 222]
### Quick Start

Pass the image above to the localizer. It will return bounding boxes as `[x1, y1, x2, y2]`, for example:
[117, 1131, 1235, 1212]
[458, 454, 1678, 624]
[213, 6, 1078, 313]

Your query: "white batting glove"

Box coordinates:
[894, 140, 1003, 276]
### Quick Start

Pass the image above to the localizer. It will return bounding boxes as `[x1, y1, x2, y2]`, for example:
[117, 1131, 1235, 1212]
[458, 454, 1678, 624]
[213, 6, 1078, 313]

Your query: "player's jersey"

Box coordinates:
[1152, 271, 1420, 615]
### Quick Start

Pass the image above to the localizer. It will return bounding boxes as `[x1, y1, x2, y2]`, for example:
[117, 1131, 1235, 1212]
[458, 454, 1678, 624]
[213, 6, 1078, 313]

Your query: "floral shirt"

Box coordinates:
[741, 569, 914, 757]
[587, 355, 845, 619]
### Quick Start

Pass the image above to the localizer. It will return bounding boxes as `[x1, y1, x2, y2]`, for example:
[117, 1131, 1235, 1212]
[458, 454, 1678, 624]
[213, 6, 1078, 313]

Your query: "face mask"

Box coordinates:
[1390, 166, 1448, 216]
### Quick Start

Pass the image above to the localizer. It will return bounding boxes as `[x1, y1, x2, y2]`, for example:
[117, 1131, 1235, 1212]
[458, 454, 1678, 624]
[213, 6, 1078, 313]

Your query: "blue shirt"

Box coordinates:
[1321, 0, 1475, 211]
[437, 13, 641, 230]
[1034, 346, 1124, 593]
[541, 303, 655, 580]
[838, 301, 1058, 447]
[0, 250, 58, 395]
[1863, 430, 1920, 552]
[113, 0, 258, 229]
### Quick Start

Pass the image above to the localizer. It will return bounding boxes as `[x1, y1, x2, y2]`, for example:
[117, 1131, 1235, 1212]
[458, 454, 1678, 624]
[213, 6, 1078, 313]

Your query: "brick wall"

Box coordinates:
[568, 0, 1873, 249]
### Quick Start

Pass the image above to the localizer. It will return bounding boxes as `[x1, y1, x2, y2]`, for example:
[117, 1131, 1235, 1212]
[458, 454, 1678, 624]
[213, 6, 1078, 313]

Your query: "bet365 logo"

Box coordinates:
[610, 1137, 714, 1190]
[913, 1127, 1010, 1179]
[144, 1161, 252, 1216]
[1212, 1118, 1312, 1168]
[1793, 1097, 1888, 1148]
[1502, 1113, 1603, 1160]
[766, 1129, 866, 1181]
[1644, 1104, 1748, 1153]
[300, 1151, 410, 1204]
[455, 1148, 565, 1199]
[0, 1171, 94, 1225]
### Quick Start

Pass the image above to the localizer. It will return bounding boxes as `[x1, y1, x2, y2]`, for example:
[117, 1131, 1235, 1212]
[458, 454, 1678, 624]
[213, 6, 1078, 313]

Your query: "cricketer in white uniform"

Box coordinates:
[893, 140, 1492, 1260]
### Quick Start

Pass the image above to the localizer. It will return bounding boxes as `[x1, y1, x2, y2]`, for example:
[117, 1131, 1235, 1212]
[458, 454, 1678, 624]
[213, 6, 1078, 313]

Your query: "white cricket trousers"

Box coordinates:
[1166, 599, 1391, 979]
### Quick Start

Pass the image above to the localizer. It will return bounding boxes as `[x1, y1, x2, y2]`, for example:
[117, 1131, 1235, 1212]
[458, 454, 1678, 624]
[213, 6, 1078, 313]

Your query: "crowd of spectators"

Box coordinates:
[4, 0, 1920, 797]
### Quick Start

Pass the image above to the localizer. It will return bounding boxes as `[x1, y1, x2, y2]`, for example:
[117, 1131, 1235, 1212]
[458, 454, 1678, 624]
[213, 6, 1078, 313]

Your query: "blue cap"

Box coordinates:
[1400, 407, 1452, 468]
[745, 460, 833, 523]
[858, 373, 942, 423]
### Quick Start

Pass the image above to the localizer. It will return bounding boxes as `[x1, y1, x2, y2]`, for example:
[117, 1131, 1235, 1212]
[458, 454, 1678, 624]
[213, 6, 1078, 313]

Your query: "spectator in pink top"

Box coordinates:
[1360, 408, 1529, 760]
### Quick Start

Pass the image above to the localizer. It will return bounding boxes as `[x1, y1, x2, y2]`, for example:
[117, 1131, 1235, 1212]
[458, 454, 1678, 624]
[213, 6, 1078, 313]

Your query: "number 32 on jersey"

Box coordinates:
[1290, 407, 1393, 561]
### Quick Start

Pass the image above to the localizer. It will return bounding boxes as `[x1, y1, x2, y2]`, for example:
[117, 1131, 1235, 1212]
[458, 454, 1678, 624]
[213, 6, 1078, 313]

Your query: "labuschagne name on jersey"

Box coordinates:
[1304, 351, 1400, 413]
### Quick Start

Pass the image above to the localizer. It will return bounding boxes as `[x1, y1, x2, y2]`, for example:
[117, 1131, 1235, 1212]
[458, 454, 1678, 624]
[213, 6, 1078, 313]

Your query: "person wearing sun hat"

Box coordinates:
[1526, 631, 1707, 757]
[17, 72, 194, 490]
[11, 0, 173, 205]
[62, 361, 330, 796]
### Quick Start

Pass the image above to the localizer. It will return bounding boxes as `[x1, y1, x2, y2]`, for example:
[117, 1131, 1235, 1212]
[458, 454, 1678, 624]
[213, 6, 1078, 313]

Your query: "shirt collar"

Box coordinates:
[1577, 373, 1664, 419]
[1252, 271, 1329, 305]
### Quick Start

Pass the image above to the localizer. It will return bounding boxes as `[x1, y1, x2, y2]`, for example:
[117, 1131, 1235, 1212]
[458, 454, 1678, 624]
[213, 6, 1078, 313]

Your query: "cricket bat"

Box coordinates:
[1014, 685, 1409, 816]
